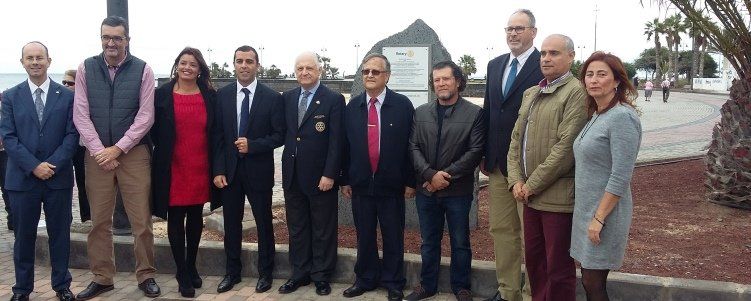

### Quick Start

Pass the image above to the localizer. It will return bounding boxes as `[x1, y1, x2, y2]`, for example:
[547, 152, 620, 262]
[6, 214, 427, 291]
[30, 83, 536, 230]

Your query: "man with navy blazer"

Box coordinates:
[279, 52, 344, 296]
[482, 9, 543, 301]
[340, 54, 415, 301]
[212, 45, 285, 294]
[0, 41, 78, 301]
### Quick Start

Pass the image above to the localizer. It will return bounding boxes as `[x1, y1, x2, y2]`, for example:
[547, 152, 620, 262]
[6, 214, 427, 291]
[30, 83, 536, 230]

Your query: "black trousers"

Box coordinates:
[222, 164, 275, 277]
[167, 205, 203, 283]
[352, 194, 406, 291]
[0, 151, 10, 224]
[284, 175, 338, 282]
[72, 145, 90, 222]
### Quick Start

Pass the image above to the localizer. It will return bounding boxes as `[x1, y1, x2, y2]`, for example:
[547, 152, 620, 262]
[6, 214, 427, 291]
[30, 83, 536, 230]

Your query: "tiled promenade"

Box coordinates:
[0, 91, 729, 300]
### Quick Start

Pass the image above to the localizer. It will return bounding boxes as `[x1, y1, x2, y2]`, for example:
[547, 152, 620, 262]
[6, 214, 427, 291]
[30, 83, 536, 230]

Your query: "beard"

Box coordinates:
[436, 90, 456, 101]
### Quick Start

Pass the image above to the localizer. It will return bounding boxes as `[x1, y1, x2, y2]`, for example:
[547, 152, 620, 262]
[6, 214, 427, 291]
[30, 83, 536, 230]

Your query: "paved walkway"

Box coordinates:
[0, 91, 728, 300]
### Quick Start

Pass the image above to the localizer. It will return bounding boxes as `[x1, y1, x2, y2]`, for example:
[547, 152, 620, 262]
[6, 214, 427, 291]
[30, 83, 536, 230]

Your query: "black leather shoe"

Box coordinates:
[9, 293, 29, 301]
[278, 278, 310, 294]
[55, 288, 75, 301]
[484, 291, 508, 301]
[76, 282, 114, 300]
[255, 275, 272, 293]
[388, 288, 404, 301]
[314, 281, 331, 296]
[138, 278, 161, 298]
[217, 275, 241, 293]
[342, 285, 373, 298]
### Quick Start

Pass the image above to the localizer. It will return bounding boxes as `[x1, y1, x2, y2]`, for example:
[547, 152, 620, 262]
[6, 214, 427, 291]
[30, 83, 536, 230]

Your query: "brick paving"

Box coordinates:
[0, 91, 728, 300]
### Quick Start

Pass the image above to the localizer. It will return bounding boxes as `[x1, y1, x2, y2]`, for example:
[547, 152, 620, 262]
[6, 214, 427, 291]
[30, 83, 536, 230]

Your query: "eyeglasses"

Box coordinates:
[505, 26, 533, 34]
[361, 69, 387, 76]
[100, 35, 126, 43]
[62, 80, 75, 87]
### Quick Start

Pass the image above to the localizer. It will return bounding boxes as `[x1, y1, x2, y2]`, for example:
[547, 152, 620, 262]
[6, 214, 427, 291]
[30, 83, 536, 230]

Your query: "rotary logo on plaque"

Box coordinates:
[315, 121, 326, 132]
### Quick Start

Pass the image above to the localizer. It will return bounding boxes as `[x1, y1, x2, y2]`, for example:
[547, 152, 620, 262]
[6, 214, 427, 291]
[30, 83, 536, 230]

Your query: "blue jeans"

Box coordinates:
[415, 192, 472, 294]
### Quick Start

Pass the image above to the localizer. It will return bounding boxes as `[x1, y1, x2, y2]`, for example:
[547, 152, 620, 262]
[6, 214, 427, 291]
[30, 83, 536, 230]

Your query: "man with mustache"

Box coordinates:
[405, 61, 485, 301]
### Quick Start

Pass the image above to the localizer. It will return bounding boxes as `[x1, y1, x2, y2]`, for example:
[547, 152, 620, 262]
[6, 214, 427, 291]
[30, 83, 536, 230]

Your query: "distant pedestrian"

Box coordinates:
[644, 80, 653, 101]
[661, 78, 670, 102]
[572, 51, 642, 301]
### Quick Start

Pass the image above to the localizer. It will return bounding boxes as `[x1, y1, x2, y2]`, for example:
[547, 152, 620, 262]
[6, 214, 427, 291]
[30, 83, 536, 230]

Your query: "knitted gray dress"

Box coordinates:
[570, 103, 642, 270]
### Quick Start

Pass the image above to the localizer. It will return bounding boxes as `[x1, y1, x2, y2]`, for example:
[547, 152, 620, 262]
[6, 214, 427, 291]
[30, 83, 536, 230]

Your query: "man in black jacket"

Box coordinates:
[279, 52, 345, 296]
[212, 45, 285, 294]
[405, 61, 485, 301]
[482, 9, 543, 301]
[340, 54, 415, 301]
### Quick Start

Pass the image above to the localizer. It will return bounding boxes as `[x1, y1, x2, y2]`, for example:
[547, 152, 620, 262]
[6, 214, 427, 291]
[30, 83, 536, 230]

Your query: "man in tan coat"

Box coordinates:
[507, 34, 587, 301]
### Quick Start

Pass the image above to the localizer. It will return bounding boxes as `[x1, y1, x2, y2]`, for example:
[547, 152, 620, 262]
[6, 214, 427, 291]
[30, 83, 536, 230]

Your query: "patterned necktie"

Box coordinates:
[368, 98, 380, 173]
[239, 88, 250, 137]
[504, 58, 519, 98]
[34, 88, 44, 123]
[298, 90, 312, 126]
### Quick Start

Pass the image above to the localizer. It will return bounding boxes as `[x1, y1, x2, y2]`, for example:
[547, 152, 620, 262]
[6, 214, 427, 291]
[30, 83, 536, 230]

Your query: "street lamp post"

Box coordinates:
[577, 46, 587, 62]
[354, 42, 360, 74]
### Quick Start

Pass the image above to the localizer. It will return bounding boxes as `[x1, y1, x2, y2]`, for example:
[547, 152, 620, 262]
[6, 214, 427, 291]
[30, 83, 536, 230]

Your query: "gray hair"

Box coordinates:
[361, 53, 391, 72]
[295, 51, 323, 69]
[549, 34, 575, 52]
[512, 9, 536, 27]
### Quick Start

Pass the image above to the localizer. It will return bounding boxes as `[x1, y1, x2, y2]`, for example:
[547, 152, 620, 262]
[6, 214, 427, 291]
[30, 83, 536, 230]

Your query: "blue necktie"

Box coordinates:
[239, 88, 250, 137]
[504, 58, 519, 98]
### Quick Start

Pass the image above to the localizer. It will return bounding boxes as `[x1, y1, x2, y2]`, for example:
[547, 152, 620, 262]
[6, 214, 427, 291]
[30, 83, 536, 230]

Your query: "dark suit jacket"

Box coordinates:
[281, 83, 344, 195]
[212, 81, 285, 194]
[151, 81, 221, 219]
[341, 88, 415, 197]
[483, 49, 544, 175]
[0, 80, 78, 191]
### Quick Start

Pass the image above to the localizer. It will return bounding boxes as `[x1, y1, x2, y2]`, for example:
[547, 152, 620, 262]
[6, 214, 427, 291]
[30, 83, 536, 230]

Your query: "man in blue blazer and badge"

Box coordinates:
[279, 52, 344, 296]
[340, 54, 415, 301]
[0, 41, 79, 301]
[481, 9, 543, 301]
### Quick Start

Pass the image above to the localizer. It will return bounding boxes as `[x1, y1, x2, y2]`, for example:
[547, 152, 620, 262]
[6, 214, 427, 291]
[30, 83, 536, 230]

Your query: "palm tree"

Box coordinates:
[646, 0, 751, 210]
[644, 18, 665, 80]
[668, 14, 688, 82]
[662, 15, 678, 80]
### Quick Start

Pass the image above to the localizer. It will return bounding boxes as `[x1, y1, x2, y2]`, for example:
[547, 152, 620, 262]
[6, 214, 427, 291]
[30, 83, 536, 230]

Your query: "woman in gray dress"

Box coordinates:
[570, 52, 641, 301]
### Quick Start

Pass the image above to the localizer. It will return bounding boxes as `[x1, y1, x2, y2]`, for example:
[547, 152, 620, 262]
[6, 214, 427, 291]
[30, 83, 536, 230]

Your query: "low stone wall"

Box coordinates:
[36, 232, 751, 300]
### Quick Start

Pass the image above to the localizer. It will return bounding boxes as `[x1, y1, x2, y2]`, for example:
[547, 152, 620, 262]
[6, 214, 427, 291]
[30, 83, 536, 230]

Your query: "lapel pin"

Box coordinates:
[390, 123, 393, 126]
[315, 100, 320, 104]
[55, 90, 60, 94]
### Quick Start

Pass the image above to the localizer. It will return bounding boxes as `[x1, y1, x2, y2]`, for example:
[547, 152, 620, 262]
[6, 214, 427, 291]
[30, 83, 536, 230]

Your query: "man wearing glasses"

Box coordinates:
[340, 54, 415, 300]
[73, 16, 159, 300]
[481, 9, 542, 301]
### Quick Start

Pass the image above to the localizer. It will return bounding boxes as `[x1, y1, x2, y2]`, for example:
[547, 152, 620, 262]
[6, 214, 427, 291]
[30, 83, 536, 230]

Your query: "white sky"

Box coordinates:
[1, 0, 676, 77]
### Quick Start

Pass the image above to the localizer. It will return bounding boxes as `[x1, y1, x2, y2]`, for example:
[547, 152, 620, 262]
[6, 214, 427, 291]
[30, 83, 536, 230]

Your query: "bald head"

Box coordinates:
[21, 41, 49, 58]
[540, 34, 576, 81]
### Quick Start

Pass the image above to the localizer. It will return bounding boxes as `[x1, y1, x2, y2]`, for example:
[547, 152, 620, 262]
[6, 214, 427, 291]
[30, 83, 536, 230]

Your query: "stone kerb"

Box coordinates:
[35, 231, 751, 300]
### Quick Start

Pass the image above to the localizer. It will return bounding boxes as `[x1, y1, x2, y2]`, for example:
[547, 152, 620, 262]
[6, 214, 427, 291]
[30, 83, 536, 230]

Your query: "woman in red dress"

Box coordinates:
[151, 47, 218, 298]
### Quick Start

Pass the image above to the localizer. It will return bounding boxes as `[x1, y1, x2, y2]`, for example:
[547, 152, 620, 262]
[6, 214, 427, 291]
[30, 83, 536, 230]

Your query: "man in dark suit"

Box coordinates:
[0, 41, 79, 301]
[279, 52, 344, 296]
[481, 9, 543, 301]
[212, 45, 285, 294]
[340, 54, 415, 301]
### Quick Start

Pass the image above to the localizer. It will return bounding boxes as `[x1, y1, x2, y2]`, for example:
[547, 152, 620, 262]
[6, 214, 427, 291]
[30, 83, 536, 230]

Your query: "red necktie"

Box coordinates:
[368, 98, 380, 173]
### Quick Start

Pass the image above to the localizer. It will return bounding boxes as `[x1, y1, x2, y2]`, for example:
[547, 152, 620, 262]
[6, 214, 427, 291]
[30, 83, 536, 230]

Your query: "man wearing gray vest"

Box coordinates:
[73, 16, 160, 300]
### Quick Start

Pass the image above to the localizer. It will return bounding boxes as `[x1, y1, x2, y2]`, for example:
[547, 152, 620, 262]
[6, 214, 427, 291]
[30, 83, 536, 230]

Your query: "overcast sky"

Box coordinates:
[1, 0, 676, 77]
